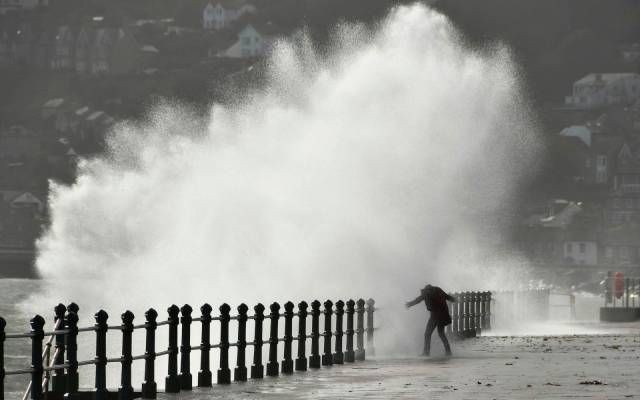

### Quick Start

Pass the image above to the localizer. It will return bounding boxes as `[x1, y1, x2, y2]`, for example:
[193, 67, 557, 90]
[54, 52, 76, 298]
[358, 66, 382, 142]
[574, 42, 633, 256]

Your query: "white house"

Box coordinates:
[0, 0, 47, 14]
[563, 240, 598, 266]
[565, 73, 640, 109]
[220, 24, 272, 58]
[203, 0, 256, 31]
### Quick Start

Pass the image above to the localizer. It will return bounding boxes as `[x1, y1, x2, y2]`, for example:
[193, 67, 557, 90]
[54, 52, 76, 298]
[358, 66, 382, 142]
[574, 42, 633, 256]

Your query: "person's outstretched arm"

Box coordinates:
[445, 292, 456, 302]
[405, 294, 424, 308]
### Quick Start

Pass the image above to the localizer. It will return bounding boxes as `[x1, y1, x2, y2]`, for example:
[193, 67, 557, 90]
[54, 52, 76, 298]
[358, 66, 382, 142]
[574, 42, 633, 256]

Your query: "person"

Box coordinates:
[406, 284, 456, 356]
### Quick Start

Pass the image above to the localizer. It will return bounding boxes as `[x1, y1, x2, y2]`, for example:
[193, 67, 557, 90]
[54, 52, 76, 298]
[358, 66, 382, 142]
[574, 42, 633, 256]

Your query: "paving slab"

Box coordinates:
[157, 333, 640, 400]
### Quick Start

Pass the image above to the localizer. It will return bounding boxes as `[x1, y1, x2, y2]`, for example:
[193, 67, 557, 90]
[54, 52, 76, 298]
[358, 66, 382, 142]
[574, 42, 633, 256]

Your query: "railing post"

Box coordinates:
[179, 304, 192, 390]
[142, 308, 158, 399]
[0, 317, 5, 400]
[234, 304, 248, 382]
[118, 311, 134, 400]
[472, 292, 478, 336]
[94, 310, 109, 400]
[197, 304, 212, 387]
[344, 300, 355, 363]
[355, 299, 365, 361]
[30, 315, 45, 400]
[480, 292, 485, 331]
[266, 302, 280, 377]
[165, 305, 180, 393]
[366, 299, 375, 356]
[454, 294, 461, 336]
[486, 292, 492, 330]
[281, 302, 294, 374]
[295, 301, 308, 371]
[250, 303, 265, 379]
[461, 292, 469, 337]
[217, 303, 231, 384]
[321, 300, 333, 366]
[309, 300, 321, 369]
[333, 300, 344, 364]
[64, 304, 79, 398]
[52, 304, 66, 393]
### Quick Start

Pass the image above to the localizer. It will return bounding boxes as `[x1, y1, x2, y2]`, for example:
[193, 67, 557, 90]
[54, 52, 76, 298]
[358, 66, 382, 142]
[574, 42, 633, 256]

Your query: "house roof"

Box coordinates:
[75, 106, 90, 116]
[140, 44, 159, 53]
[575, 73, 640, 86]
[86, 111, 105, 121]
[560, 125, 592, 146]
[523, 200, 583, 228]
[205, 0, 254, 10]
[43, 98, 65, 108]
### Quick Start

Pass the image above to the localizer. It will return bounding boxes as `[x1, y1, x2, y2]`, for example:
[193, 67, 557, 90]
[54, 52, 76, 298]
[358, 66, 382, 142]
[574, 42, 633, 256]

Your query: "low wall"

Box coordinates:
[600, 307, 640, 322]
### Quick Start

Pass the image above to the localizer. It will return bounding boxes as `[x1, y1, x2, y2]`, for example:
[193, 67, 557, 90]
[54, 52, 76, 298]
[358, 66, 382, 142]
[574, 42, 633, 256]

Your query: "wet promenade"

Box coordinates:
[159, 326, 640, 400]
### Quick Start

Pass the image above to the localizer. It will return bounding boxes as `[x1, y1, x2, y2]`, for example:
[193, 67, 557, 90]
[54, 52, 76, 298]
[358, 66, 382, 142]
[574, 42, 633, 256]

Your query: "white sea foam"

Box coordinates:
[31, 5, 540, 352]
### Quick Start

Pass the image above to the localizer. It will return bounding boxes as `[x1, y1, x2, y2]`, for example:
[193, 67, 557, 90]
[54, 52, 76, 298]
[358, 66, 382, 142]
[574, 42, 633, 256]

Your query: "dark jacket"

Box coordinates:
[407, 285, 455, 325]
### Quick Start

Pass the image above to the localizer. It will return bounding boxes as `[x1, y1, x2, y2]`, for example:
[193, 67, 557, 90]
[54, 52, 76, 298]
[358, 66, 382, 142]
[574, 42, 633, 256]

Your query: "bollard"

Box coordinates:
[473, 292, 480, 336]
[281, 302, 294, 374]
[250, 303, 265, 379]
[461, 293, 469, 338]
[52, 304, 67, 393]
[197, 304, 212, 387]
[366, 299, 375, 356]
[355, 299, 365, 361]
[217, 303, 231, 384]
[344, 300, 355, 363]
[266, 302, 280, 377]
[479, 293, 487, 330]
[234, 304, 249, 381]
[119, 311, 134, 400]
[64, 306, 79, 398]
[94, 310, 109, 400]
[333, 300, 344, 364]
[30, 315, 45, 400]
[309, 300, 321, 369]
[295, 301, 308, 371]
[446, 301, 453, 336]
[165, 305, 180, 393]
[179, 304, 193, 390]
[0, 317, 5, 400]
[486, 292, 492, 330]
[322, 300, 333, 366]
[142, 308, 158, 399]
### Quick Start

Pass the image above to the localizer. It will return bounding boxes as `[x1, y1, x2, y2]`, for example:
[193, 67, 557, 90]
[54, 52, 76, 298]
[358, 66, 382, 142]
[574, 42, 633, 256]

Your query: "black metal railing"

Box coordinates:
[0, 298, 376, 400]
[603, 272, 640, 308]
[445, 291, 492, 339]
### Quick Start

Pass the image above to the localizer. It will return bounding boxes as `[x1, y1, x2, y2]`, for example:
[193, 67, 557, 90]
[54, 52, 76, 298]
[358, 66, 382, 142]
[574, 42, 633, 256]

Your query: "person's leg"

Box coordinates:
[437, 323, 452, 356]
[423, 317, 436, 356]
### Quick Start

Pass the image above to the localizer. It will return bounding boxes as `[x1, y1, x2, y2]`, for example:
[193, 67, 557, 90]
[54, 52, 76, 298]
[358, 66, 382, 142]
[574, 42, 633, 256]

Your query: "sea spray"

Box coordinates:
[31, 4, 540, 357]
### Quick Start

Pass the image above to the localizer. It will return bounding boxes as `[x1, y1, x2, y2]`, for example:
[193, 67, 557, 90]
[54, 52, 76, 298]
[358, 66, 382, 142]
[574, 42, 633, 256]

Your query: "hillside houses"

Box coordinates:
[565, 73, 640, 109]
[203, 0, 257, 31]
[1, 21, 159, 75]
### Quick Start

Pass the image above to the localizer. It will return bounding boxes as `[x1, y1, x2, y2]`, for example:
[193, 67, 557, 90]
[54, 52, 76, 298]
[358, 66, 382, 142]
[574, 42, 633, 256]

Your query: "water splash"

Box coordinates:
[32, 5, 540, 335]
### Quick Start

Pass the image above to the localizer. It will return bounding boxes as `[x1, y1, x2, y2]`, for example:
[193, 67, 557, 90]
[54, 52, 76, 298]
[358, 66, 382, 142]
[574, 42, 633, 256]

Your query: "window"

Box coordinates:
[626, 198, 634, 209]
[241, 37, 251, 46]
[579, 243, 586, 253]
[598, 155, 607, 167]
[566, 243, 573, 253]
